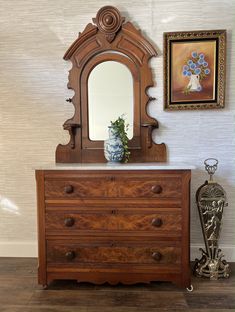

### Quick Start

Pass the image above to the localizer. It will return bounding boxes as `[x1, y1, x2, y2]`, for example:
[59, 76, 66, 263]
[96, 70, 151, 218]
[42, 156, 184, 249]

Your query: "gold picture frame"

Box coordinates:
[163, 30, 226, 110]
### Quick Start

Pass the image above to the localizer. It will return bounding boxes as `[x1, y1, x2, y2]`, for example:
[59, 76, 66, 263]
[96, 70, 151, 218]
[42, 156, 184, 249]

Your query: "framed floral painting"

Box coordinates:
[163, 30, 226, 110]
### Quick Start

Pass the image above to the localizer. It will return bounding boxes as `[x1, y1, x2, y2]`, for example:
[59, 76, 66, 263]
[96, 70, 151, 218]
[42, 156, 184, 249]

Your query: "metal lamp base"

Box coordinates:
[194, 248, 230, 280]
[195, 159, 231, 281]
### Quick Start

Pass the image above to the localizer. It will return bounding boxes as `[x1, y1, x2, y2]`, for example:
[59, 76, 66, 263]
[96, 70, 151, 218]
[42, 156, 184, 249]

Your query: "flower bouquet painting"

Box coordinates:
[171, 40, 215, 102]
[182, 51, 211, 94]
[164, 30, 226, 110]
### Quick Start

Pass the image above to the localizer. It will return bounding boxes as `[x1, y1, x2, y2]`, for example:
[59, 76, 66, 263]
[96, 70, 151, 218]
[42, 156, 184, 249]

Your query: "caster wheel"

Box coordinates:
[186, 284, 194, 292]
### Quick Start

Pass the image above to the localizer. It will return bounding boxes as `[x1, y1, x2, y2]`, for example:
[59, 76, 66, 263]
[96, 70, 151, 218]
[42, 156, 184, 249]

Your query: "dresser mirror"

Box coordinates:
[88, 60, 134, 141]
[56, 5, 166, 163]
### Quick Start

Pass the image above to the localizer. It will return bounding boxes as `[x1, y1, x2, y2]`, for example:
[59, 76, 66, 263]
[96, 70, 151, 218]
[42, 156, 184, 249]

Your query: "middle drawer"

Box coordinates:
[45, 209, 182, 237]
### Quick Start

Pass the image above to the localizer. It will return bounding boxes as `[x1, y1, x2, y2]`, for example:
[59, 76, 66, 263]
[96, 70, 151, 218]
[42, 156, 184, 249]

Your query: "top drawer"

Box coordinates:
[44, 171, 183, 199]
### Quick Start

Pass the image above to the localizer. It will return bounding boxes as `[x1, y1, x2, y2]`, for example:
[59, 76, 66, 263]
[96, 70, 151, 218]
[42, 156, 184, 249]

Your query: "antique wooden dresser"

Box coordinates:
[36, 6, 193, 289]
[36, 164, 192, 288]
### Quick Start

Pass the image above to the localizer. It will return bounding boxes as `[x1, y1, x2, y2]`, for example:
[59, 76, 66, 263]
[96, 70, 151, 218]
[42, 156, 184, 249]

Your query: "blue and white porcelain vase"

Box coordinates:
[104, 126, 124, 162]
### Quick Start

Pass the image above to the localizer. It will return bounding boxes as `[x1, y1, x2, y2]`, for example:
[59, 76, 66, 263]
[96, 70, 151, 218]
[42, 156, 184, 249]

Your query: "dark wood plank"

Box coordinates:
[185, 293, 235, 309]
[0, 258, 234, 312]
[29, 290, 187, 308]
[0, 257, 37, 276]
[0, 289, 33, 305]
[0, 307, 234, 312]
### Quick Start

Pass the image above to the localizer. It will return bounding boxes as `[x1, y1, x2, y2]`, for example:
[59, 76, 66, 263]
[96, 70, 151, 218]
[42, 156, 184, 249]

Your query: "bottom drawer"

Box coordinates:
[47, 239, 181, 266]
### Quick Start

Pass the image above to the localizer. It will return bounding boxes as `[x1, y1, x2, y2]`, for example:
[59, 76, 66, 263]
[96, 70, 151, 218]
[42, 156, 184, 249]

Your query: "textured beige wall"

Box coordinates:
[0, 0, 234, 258]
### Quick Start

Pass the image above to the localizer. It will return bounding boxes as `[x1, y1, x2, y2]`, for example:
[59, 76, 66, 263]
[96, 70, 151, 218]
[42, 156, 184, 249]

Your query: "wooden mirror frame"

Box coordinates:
[56, 6, 166, 163]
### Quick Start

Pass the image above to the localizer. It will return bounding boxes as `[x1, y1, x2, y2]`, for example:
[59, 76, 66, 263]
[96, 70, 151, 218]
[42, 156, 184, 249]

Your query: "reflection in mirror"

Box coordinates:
[88, 61, 133, 141]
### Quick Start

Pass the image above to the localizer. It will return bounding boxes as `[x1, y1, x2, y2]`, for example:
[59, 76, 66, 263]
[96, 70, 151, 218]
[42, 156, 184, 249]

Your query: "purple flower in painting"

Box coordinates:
[204, 68, 210, 74]
[187, 71, 192, 76]
[197, 86, 202, 91]
[192, 51, 197, 58]
[203, 62, 208, 67]
[182, 70, 188, 76]
[199, 53, 204, 59]
[187, 60, 193, 65]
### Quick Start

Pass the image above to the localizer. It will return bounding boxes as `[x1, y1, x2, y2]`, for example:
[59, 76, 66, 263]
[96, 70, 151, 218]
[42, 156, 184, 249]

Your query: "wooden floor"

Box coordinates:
[0, 258, 234, 312]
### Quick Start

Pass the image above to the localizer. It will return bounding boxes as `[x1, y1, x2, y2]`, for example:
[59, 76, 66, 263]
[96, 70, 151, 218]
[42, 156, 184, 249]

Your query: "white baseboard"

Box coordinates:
[0, 241, 234, 261]
[0, 241, 38, 257]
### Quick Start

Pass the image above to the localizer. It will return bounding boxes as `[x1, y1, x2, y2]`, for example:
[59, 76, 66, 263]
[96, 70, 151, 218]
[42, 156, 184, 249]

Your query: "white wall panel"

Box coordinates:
[0, 0, 234, 259]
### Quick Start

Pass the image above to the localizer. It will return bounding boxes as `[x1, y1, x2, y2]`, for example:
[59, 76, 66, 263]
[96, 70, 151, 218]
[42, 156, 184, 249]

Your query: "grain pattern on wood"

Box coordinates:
[36, 170, 47, 286]
[47, 242, 181, 265]
[44, 174, 182, 199]
[45, 210, 182, 233]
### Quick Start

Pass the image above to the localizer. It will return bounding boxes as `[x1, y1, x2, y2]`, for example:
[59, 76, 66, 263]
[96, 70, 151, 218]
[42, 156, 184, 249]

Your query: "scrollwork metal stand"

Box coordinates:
[194, 158, 230, 280]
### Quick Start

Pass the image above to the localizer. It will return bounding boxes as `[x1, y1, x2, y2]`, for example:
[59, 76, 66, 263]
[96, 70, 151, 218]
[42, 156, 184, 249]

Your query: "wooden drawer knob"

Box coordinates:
[64, 217, 75, 227]
[65, 251, 76, 260]
[152, 252, 162, 261]
[64, 185, 74, 194]
[151, 218, 163, 227]
[151, 185, 162, 194]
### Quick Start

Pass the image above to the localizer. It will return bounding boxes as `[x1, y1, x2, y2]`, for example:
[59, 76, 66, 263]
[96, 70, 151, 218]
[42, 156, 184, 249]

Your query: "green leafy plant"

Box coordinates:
[110, 115, 130, 163]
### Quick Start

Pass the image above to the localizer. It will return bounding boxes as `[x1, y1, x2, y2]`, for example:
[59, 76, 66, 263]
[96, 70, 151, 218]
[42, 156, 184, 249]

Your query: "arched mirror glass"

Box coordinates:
[88, 61, 134, 141]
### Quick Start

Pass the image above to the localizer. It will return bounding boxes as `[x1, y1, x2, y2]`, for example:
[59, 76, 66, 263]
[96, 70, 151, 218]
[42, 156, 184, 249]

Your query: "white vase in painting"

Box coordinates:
[187, 74, 202, 92]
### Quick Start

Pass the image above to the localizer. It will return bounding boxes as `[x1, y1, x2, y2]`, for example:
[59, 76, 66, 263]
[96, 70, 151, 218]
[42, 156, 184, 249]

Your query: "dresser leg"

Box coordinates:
[174, 277, 191, 289]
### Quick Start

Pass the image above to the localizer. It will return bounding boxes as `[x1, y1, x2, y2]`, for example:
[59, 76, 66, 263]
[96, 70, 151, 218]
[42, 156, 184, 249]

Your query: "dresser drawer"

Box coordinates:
[45, 209, 182, 235]
[44, 172, 182, 199]
[47, 239, 181, 266]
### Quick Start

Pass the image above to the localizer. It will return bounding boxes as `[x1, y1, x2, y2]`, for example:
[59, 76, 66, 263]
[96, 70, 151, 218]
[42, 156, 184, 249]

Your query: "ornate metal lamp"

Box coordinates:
[194, 158, 230, 280]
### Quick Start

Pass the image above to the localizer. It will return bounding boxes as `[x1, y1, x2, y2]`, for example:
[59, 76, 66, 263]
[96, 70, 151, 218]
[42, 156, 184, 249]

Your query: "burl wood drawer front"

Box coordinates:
[47, 240, 181, 266]
[45, 210, 182, 235]
[44, 172, 182, 199]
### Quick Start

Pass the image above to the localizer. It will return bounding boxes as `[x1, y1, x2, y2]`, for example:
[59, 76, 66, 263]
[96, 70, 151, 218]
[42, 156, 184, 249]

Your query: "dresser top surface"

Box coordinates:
[35, 162, 195, 170]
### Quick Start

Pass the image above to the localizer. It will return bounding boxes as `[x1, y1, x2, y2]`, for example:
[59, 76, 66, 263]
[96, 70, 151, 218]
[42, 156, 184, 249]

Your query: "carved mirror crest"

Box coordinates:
[56, 6, 166, 163]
